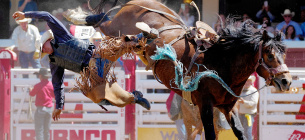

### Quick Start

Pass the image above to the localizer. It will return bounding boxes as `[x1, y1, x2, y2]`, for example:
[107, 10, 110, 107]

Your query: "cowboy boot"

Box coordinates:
[132, 90, 151, 110]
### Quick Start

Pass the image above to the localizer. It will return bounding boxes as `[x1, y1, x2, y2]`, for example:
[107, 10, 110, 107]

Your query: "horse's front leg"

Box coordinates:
[219, 107, 246, 140]
[200, 102, 216, 140]
[181, 102, 194, 140]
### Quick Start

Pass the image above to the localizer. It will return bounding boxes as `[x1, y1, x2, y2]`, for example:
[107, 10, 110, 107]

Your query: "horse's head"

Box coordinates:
[255, 30, 292, 91]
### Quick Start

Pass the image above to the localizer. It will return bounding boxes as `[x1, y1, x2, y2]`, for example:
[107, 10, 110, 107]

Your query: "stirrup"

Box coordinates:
[136, 22, 159, 39]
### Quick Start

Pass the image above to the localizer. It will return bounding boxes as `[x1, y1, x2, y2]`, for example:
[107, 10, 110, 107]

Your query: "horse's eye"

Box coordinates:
[267, 54, 274, 61]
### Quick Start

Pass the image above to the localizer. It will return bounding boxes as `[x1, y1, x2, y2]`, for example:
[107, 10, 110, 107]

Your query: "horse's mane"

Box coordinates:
[210, 18, 286, 55]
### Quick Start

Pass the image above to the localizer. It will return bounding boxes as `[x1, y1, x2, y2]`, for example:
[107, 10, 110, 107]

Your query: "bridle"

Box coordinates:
[254, 41, 289, 85]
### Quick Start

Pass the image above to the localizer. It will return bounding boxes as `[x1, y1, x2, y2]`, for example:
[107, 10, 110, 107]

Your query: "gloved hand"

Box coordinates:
[13, 11, 25, 21]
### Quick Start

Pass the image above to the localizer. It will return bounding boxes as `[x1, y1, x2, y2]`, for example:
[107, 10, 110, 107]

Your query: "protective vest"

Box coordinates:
[49, 38, 92, 73]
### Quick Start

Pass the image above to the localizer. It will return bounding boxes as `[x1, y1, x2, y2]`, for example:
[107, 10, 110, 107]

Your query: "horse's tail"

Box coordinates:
[87, 0, 118, 14]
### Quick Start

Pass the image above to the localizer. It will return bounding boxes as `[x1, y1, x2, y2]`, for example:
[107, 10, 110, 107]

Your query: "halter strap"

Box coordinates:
[254, 42, 263, 70]
[254, 42, 289, 85]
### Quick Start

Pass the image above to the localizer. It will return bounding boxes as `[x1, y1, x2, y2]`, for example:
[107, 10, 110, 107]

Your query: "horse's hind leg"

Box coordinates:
[219, 107, 246, 140]
[200, 103, 216, 140]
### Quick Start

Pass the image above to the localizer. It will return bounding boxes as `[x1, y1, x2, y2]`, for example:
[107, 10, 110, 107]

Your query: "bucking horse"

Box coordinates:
[65, 0, 292, 139]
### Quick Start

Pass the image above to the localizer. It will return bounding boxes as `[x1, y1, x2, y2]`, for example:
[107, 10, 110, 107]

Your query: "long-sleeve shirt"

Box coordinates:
[301, 22, 305, 37]
[30, 79, 55, 107]
[256, 10, 275, 21]
[11, 24, 40, 53]
[239, 86, 259, 114]
[276, 21, 303, 36]
[25, 11, 93, 109]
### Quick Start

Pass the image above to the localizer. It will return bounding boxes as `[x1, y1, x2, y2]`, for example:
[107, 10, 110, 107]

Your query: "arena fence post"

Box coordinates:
[0, 49, 17, 140]
[122, 55, 137, 140]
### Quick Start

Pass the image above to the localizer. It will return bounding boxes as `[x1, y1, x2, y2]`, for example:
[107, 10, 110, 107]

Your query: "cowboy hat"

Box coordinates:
[33, 68, 51, 77]
[281, 9, 295, 17]
[16, 18, 32, 24]
[39, 30, 54, 58]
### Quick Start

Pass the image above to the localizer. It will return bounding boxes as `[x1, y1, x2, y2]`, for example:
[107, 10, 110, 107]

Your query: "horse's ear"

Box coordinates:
[262, 30, 269, 42]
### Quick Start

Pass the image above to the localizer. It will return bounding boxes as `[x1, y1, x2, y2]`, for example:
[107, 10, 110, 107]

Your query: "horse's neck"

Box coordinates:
[230, 51, 259, 85]
[206, 50, 258, 86]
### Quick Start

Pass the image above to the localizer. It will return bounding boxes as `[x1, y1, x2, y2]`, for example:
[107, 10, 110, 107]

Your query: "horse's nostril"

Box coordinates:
[282, 78, 288, 85]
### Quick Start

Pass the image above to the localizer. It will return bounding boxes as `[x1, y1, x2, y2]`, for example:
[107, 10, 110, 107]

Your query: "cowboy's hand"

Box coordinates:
[52, 109, 62, 121]
[13, 11, 25, 21]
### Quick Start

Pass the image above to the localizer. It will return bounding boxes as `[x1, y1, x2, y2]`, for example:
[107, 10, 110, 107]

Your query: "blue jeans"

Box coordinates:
[34, 106, 52, 140]
[239, 113, 255, 140]
[19, 51, 41, 68]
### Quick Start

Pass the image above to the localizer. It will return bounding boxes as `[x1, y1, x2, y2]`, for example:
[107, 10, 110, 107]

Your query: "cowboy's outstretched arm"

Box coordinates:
[50, 63, 65, 121]
[14, 11, 73, 43]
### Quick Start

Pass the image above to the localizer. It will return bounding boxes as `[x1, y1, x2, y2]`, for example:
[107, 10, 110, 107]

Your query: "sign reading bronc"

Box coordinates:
[17, 128, 117, 140]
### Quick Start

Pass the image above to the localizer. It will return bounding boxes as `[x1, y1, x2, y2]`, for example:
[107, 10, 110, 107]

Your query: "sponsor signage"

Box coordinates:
[137, 127, 237, 140]
[138, 127, 185, 140]
[137, 128, 205, 140]
[261, 127, 305, 140]
[16, 126, 119, 140]
[289, 130, 305, 140]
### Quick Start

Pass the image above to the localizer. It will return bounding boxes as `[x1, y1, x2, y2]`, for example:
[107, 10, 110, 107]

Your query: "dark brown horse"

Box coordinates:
[68, 0, 292, 139]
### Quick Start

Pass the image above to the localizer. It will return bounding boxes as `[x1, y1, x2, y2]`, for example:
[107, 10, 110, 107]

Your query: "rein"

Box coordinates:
[254, 42, 289, 85]
[232, 84, 268, 98]
[93, 5, 123, 28]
